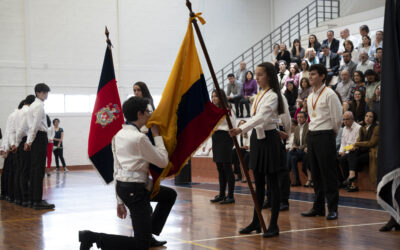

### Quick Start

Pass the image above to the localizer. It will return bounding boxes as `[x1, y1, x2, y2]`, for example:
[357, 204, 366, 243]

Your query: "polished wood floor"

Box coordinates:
[0, 169, 399, 250]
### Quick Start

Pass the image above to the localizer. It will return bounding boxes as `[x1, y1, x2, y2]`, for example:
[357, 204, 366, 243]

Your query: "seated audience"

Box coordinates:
[373, 48, 382, 75]
[284, 81, 298, 118]
[294, 98, 310, 123]
[342, 111, 379, 192]
[308, 34, 321, 54]
[338, 28, 358, 55]
[355, 25, 371, 50]
[364, 69, 380, 101]
[298, 59, 310, 82]
[335, 70, 355, 102]
[235, 61, 248, 83]
[369, 30, 383, 60]
[298, 77, 312, 101]
[305, 48, 319, 65]
[356, 52, 374, 74]
[349, 90, 367, 123]
[367, 85, 380, 122]
[226, 73, 243, 117]
[322, 30, 340, 53]
[342, 40, 358, 65]
[232, 120, 250, 182]
[284, 63, 300, 88]
[339, 51, 357, 79]
[349, 71, 366, 102]
[277, 61, 290, 89]
[357, 35, 371, 55]
[275, 43, 291, 71]
[239, 71, 257, 117]
[290, 39, 305, 66]
[319, 44, 340, 85]
[271, 43, 280, 64]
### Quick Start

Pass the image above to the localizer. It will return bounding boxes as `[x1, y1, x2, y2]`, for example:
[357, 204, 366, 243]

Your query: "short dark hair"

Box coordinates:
[327, 30, 334, 35]
[353, 70, 365, 83]
[297, 111, 307, 119]
[122, 96, 149, 122]
[52, 118, 60, 125]
[227, 73, 235, 78]
[24, 95, 36, 105]
[364, 69, 380, 81]
[321, 44, 329, 49]
[34, 83, 50, 94]
[309, 64, 327, 82]
[278, 60, 287, 66]
[18, 100, 25, 109]
[342, 51, 351, 57]
[360, 25, 369, 33]
[376, 47, 383, 53]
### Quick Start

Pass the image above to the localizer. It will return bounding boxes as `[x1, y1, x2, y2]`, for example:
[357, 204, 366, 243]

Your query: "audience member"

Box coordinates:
[308, 34, 321, 54]
[373, 48, 382, 75]
[349, 71, 366, 102]
[319, 44, 340, 85]
[335, 70, 355, 102]
[358, 35, 371, 55]
[226, 73, 243, 117]
[305, 48, 319, 65]
[338, 28, 357, 55]
[367, 85, 381, 121]
[235, 62, 248, 83]
[339, 51, 357, 78]
[284, 81, 298, 117]
[299, 59, 310, 82]
[364, 69, 380, 101]
[349, 90, 366, 123]
[277, 61, 290, 89]
[322, 30, 340, 53]
[356, 52, 374, 74]
[271, 43, 280, 63]
[275, 43, 291, 71]
[355, 25, 370, 50]
[294, 98, 310, 123]
[284, 63, 300, 88]
[343, 40, 359, 65]
[290, 39, 305, 65]
[298, 78, 312, 101]
[369, 30, 383, 60]
[239, 71, 257, 117]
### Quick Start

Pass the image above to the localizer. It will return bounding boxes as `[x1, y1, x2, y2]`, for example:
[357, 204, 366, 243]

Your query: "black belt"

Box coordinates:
[116, 181, 146, 188]
[308, 130, 334, 136]
[37, 131, 47, 135]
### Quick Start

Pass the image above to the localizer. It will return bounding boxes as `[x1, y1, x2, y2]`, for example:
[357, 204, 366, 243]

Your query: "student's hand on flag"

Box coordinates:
[117, 204, 127, 219]
[150, 125, 160, 137]
[229, 128, 242, 137]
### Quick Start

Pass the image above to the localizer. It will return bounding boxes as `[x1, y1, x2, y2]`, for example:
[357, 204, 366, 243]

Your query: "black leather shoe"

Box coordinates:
[220, 197, 235, 204]
[262, 200, 271, 209]
[79, 230, 98, 250]
[326, 211, 338, 220]
[22, 201, 30, 207]
[263, 225, 279, 238]
[379, 217, 400, 232]
[14, 200, 22, 206]
[210, 195, 225, 203]
[279, 203, 289, 211]
[239, 223, 261, 234]
[33, 200, 55, 210]
[150, 236, 167, 247]
[301, 208, 325, 217]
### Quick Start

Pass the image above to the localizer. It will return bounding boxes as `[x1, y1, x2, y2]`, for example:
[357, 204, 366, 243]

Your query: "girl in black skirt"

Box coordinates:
[230, 62, 287, 238]
[210, 90, 236, 204]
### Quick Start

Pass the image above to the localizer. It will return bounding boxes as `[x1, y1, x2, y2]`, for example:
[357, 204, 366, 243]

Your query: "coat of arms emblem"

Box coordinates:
[95, 103, 121, 127]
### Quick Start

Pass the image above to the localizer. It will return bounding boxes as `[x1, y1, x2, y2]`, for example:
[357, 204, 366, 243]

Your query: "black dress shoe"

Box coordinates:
[301, 208, 325, 217]
[326, 211, 338, 220]
[14, 200, 22, 206]
[33, 200, 55, 210]
[22, 201, 30, 207]
[210, 195, 225, 203]
[279, 203, 289, 211]
[262, 200, 271, 209]
[263, 225, 279, 238]
[239, 223, 261, 234]
[379, 217, 400, 232]
[220, 197, 235, 204]
[79, 230, 99, 250]
[150, 236, 167, 247]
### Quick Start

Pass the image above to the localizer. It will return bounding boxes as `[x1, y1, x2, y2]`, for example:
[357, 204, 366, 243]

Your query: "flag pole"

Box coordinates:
[105, 26, 114, 67]
[185, 0, 267, 233]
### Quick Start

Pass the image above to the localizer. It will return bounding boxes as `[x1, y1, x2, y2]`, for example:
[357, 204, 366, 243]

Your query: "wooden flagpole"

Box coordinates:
[185, 0, 267, 233]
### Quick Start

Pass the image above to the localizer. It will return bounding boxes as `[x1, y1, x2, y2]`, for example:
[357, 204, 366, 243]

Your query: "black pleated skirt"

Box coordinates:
[212, 130, 233, 163]
[249, 129, 283, 174]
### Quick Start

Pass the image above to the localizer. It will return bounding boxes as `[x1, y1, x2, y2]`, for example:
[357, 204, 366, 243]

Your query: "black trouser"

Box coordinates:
[307, 130, 339, 213]
[53, 148, 66, 168]
[348, 150, 369, 172]
[216, 162, 235, 198]
[18, 137, 31, 203]
[287, 149, 306, 184]
[232, 148, 249, 179]
[338, 153, 350, 182]
[228, 96, 242, 116]
[29, 131, 47, 203]
[7, 152, 17, 200]
[96, 183, 176, 250]
[1, 155, 11, 197]
[239, 97, 250, 116]
[252, 172, 280, 229]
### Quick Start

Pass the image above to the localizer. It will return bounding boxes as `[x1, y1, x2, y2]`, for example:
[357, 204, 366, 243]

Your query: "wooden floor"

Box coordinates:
[0, 169, 399, 250]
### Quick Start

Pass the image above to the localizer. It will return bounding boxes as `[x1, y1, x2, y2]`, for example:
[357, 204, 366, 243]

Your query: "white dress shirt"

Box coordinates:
[325, 53, 331, 69]
[15, 105, 30, 146]
[239, 89, 280, 139]
[339, 122, 361, 153]
[356, 60, 374, 74]
[279, 96, 292, 138]
[307, 84, 342, 133]
[299, 123, 305, 146]
[113, 124, 168, 204]
[27, 98, 48, 144]
[336, 80, 356, 101]
[277, 70, 290, 89]
[1, 109, 18, 151]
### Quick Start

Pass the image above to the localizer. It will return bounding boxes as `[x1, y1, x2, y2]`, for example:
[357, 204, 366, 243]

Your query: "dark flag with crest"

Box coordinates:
[88, 38, 124, 183]
[377, 0, 400, 223]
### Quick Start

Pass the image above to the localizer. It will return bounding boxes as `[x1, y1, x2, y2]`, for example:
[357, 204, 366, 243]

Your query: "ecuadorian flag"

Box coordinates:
[147, 14, 226, 196]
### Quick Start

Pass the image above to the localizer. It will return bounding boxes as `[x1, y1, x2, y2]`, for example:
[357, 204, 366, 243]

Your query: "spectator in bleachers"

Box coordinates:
[356, 52, 374, 74]
[322, 30, 340, 54]
[275, 43, 291, 71]
[337, 111, 361, 182]
[305, 48, 319, 65]
[369, 31, 383, 60]
[364, 69, 380, 101]
[349, 90, 366, 123]
[308, 34, 321, 54]
[232, 120, 250, 182]
[284, 81, 298, 118]
[298, 78, 312, 101]
[367, 85, 380, 122]
[335, 70, 355, 102]
[277, 61, 290, 89]
[286, 111, 309, 186]
[294, 97, 310, 123]
[373, 48, 382, 75]
[290, 39, 305, 66]
[349, 71, 366, 102]
[342, 40, 358, 65]
[299, 59, 310, 83]
[239, 71, 257, 118]
[358, 35, 371, 55]
[355, 25, 370, 50]
[338, 28, 358, 55]
[271, 43, 280, 64]
[342, 111, 379, 192]
[285, 63, 300, 88]
[339, 51, 357, 79]
[319, 44, 340, 85]
[235, 62, 248, 84]
[226, 73, 243, 117]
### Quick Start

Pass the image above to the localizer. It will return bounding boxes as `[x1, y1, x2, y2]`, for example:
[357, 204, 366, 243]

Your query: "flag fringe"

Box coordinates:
[377, 167, 400, 224]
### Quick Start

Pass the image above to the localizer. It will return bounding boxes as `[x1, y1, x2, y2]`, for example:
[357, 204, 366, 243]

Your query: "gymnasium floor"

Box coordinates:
[0, 169, 399, 250]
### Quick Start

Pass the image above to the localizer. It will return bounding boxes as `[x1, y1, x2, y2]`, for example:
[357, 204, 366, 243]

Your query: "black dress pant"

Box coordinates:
[239, 97, 250, 116]
[287, 149, 306, 184]
[1, 155, 11, 197]
[307, 130, 339, 213]
[18, 137, 31, 203]
[228, 96, 242, 116]
[348, 149, 369, 172]
[7, 152, 17, 200]
[97, 183, 176, 250]
[338, 153, 351, 182]
[53, 148, 66, 168]
[29, 131, 47, 203]
[216, 162, 235, 198]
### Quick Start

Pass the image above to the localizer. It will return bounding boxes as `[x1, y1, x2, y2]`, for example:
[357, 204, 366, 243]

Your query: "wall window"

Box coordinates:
[45, 93, 96, 114]
[44, 94, 65, 113]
